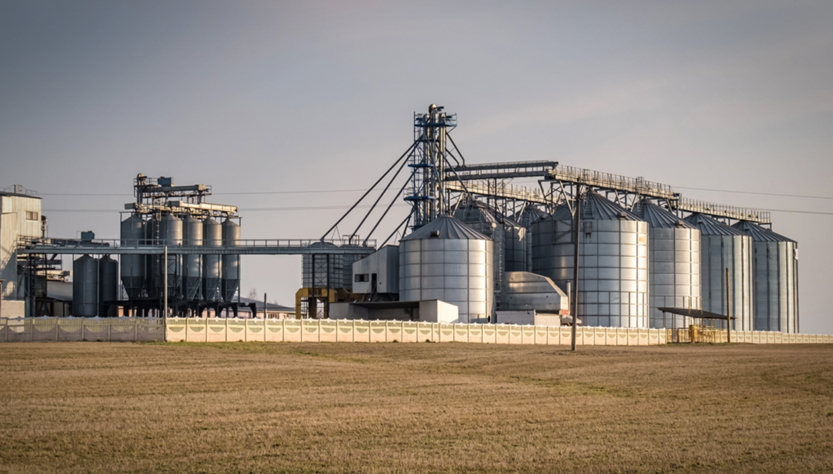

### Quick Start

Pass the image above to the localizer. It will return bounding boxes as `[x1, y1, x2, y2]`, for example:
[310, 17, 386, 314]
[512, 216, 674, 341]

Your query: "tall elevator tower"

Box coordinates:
[406, 104, 456, 229]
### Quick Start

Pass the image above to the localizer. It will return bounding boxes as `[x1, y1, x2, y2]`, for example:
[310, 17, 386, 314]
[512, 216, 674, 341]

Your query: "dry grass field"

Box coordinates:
[1, 342, 832, 473]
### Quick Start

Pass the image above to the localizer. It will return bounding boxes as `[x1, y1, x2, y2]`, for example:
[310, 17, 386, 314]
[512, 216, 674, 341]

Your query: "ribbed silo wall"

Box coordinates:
[504, 222, 526, 273]
[398, 238, 494, 323]
[648, 227, 701, 329]
[532, 218, 650, 328]
[752, 240, 799, 333]
[700, 234, 753, 331]
[182, 215, 203, 300]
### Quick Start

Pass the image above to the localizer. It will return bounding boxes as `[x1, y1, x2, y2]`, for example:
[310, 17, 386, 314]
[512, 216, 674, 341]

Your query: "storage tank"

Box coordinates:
[302, 242, 343, 290]
[453, 199, 504, 306]
[221, 218, 241, 302]
[72, 255, 98, 317]
[182, 214, 203, 300]
[399, 215, 494, 323]
[633, 201, 701, 329]
[98, 255, 119, 317]
[158, 213, 183, 299]
[684, 213, 753, 331]
[511, 203, 550, 272]
[202, 217, 222, 301]
[340, 246, 365, 293]
[531, 191, 650, 328]
[732, 221, 798, 333]
[503, 216, 527, 273]
[119, 214, 145, 299]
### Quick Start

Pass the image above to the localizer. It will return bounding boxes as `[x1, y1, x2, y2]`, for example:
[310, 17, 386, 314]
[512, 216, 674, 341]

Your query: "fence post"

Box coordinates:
[135, 318, 139, 341]
[225, 318, 228, 342]
[318, 319, 321, 342]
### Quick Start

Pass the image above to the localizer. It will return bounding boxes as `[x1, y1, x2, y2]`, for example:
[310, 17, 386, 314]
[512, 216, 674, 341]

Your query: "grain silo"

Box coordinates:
[98, 255, 119, 317]
[399, 215, 494, 323]
[684, 213, 753, 331]
[72, 255, 98, 317]
[633, 201, 701, 329]
[119, 214, 145, 299]
[503, 216, 527, 273]
[531, 191, 649, 328]
[732, 221, 798, 333]
[453, 199, 504, 305]
[511, 203, 549, 273]
[182, 215, 203, 301]
[221, 218, 241, 302]
[202, 217, 223, 301]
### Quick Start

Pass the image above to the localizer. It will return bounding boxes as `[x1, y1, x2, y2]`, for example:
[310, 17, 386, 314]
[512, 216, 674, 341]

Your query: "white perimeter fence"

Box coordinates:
[1, 317, 831, 345]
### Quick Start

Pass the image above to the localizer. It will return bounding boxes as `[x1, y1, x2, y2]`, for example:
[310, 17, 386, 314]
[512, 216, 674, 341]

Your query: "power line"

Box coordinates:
[43, 204, 410, 213]
[39, 189, 371, 196]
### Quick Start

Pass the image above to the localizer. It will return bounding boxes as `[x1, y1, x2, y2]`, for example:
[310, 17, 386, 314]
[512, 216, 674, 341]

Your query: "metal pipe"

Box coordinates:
[321, 141, 416, 241]
[351, 147, 412, 240]
[364, 169, 416, 245]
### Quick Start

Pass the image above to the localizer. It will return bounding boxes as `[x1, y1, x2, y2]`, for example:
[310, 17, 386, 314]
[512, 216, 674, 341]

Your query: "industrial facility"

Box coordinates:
[2, 104, 800, 334]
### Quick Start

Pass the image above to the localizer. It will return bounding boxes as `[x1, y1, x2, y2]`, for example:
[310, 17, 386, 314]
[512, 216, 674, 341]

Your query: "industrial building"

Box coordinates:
[6, 104, 799, 334]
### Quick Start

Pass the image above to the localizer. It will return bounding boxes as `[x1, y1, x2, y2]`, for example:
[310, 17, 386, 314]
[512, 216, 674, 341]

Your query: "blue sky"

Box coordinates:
[1, 1, 831, 331]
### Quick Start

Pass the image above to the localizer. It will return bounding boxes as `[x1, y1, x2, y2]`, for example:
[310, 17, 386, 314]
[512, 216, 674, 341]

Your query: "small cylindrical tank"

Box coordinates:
[202, 217, 223, 301]
[399, 215, 494, 323]
[98, 255, 119, 317]
[732, 221, 798, 333]
[72, 255, 98, 317]
[633, 201, 701, 329]
[221, 218, 241, 302]
[182, 215, 203, 300]
[119, 214, 145, 299]
[684, 213, 753, 331]
[532, 192, 650, 328]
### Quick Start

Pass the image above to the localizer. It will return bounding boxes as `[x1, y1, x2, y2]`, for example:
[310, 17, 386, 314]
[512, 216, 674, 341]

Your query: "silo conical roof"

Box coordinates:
[550, 192, 643, 221]
[511, 203, 550, 226]
[633, 201, 696, 229]
[732, 221, 795, 242]
[453, 197, 500, 224]
[402, 215, 491, 241]
[684, 213, 746, 236]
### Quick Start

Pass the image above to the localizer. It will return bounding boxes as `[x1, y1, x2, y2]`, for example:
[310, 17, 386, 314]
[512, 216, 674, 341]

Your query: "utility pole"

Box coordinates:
[164, 246, 168, 318]
[726, 267, 731, 343]
[571, 185, 582, 352]
[263, 293, 267, 319]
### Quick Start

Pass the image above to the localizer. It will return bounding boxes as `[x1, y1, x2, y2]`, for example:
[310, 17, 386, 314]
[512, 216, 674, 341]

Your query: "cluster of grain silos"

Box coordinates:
[531, 192, 650, 328]
[116, 212, 242, 316]
[72, 254, 119, 317]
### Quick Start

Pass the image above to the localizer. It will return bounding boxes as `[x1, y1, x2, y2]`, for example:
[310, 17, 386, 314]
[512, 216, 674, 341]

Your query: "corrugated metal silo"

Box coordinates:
[531, 191, 650, 328]
[98, 255, 119, 316]
[732, 221, 798, 333]
[72, 255, 98, 317]
[119, 214, 145, 299]
[399, 215, 494, 323]
[633, 201, 701, 329]
[221, 218, 241, 302]
[511, 203, 550, 272]
[182, 215, 203, 300]
[453, 199, 504, 304]
[683, 213, 753, 331]
[503, 216, 526, 273]
[202, 217, 222, 301]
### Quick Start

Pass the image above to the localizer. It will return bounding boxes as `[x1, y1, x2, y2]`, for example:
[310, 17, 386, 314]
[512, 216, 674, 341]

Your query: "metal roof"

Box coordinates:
[684, 213, 746, 236]
[657, 307, 735, 320]
[732, 221, 795, 243]
[453, 197, 500, 224]
[550, 192, 643, 222]
[511, 203, 550, 226]
[633, 201, 697, 229]
[402, 215, 491, 241]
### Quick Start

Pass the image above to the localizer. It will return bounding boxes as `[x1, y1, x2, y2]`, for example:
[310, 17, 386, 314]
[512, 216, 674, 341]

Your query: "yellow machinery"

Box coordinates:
[294, 287, 359, 319]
